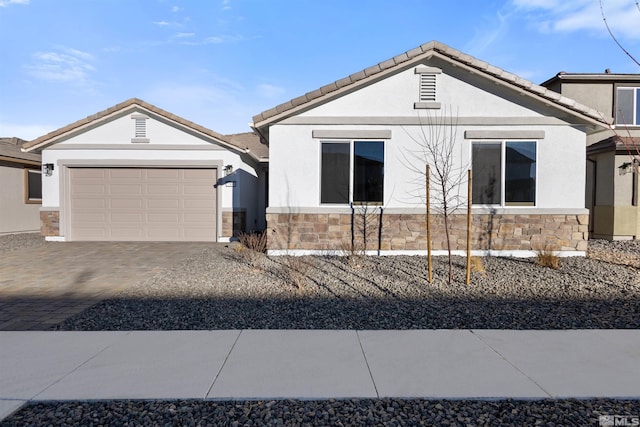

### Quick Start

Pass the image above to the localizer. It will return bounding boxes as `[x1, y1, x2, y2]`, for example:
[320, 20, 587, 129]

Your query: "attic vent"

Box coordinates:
[419, 73, 436, 102]
[135, 119, 146, 137]
[414, 66, 442, 110]
[131, 114, 150, 143]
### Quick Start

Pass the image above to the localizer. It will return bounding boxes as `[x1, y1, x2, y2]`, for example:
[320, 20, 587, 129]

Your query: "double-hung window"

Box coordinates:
[472, 141, 537, 206]
[321, 141, 384, 204]
[615, 87, 640, 125]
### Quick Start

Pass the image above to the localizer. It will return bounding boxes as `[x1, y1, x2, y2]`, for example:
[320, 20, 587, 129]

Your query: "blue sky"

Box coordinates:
[1, 0, 640, 140]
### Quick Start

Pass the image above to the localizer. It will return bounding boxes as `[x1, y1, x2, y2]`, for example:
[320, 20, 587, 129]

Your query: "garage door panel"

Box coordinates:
[148, 199, 180, 209]
[69, 167, 217, 241]
[72, 184, 106, 195]
[184, 199, 215, 209]
[73, 198, 107, 209]
[147, 169, 181, 180]
[111, 198, 143, 209]
[148, 184, 179, 195]
[111, 184, 143, 195]
[111, 212, 144, 223]
[72, 169, 106, 179]
[110, 169, 144, 179]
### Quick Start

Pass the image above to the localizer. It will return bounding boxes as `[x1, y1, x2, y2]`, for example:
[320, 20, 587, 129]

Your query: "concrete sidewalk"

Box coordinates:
[1, 329, 640, 420]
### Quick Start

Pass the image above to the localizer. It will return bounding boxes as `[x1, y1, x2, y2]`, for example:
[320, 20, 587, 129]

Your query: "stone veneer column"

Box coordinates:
[40, 210, 60, 236]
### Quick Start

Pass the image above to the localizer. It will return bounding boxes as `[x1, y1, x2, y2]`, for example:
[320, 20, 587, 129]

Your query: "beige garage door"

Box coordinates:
[69, 168, 217, 241]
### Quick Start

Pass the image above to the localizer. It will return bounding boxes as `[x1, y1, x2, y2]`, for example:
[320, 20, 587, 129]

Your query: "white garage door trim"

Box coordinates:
[60, 160, 223, 241]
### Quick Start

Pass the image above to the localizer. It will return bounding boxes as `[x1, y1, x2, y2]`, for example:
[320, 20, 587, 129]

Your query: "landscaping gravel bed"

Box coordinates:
[54, 241, 640, 330]
[4, 398, 639, 426]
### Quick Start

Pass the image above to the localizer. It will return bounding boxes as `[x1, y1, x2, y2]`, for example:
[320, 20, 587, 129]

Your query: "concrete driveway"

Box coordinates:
[0, 239, 216, 330]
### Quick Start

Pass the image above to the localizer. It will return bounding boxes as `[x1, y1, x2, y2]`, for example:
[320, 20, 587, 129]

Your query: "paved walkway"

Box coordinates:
[0, 242, 215, 330]
[1, 329, 639, 420]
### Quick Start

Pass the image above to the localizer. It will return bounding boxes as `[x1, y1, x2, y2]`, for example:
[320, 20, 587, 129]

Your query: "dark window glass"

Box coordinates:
[472, 143, 501, 204]
[353, 141, 384, 203]
[27, 169, 42, 200]
[321, 143, 350, 204]
[505, 141, 536, 206]
[616, 88, 634, 125]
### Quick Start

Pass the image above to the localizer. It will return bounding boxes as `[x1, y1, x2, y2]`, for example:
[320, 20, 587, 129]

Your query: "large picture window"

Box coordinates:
[472, 141, 536, 206]
[321, 141, 384, 204]
[24, 168, 42, 203]
[615, 87, 640, 125]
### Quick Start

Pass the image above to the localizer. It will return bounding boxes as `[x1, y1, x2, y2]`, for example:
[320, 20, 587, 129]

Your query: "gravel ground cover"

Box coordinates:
[4, 235, 640, 425]
[3, 398, 639, 426]
[53, 240, 640, 330]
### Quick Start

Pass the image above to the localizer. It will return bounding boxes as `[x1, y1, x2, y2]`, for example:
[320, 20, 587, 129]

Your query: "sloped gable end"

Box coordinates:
[51, 108, 227, 149]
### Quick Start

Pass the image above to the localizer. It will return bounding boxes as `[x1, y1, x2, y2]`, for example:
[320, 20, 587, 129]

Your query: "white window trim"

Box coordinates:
[318, 139, 386, 206]
[470, 140, 538, 208]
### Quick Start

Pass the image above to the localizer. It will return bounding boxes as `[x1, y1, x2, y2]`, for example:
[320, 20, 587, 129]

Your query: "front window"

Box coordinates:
[472, 141, 536, 206]
[321, 140, 384, 204]
[615, 87, 640, 125]
[24, 168, 42, 203]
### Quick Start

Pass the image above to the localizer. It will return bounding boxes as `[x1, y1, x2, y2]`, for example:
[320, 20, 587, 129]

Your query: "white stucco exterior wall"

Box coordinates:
[40, 111, 263, 239]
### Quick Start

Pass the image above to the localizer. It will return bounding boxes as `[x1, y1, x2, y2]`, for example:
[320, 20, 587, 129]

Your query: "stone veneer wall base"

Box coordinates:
[266, 212, 589, 255]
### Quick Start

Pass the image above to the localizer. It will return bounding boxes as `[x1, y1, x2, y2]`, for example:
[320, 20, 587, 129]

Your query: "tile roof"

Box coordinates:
[252, 40, 613, 128]
[225, 132, 268, 161]
[23, 98, 267, 162]
[0, 137, 41, 164]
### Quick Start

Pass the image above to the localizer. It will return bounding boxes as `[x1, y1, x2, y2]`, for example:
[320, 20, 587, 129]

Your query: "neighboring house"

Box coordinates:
[252, 40, 611, 256]
[541, 72, 640, 240]
[0, 137, 42, 234]
[21, 99, 267, 242]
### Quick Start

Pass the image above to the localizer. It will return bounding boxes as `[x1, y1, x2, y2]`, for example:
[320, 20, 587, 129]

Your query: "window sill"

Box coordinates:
[414, 102, 441, 110]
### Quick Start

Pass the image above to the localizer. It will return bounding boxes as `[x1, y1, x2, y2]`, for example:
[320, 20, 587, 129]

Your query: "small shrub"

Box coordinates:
[238, 231, 267, 253]
[470, 256, 486, 276]
[536, 246, 560, 269]
[339, 239, 365, 269]
[237, 231, 267, 268]
[280, 255, 313, 291]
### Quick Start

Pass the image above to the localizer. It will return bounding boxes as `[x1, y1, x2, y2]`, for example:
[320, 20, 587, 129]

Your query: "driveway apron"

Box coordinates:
[0, 241, 215, 330]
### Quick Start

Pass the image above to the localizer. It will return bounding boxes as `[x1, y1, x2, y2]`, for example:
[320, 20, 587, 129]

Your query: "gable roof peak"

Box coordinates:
[252, 40, 612, 129]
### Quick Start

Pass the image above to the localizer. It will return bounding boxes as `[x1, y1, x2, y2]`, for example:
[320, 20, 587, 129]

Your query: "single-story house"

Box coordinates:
[251, 40, 612, 256]
[21, 99, 267, 242]
[541, 72, 640, 240]
[0, 137, 42, 234]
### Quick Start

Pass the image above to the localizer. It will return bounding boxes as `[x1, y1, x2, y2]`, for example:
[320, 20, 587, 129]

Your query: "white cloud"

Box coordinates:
[0, 0, 29, 7]
[256, 83, 285, 99]
[510, 0, 640, 38]
[153, 20, 171, 26]
[174, 32, 195, 38]
[24, 47, 96, 83]
[222, 0, 231, 11]
[171, 5, 182, 13]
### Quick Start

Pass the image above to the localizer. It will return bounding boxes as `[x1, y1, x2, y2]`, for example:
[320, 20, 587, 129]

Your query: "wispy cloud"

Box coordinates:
[465, 10, 511, 55]
[174, 32, 195, 38]
[24, 47, 96, 84]
[171, 5, 182, 13]
[222, 0, 231, 11]
[510, 0, 640, 38]
[0, 0, 29, 7]
[256, 83, 285, 99]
